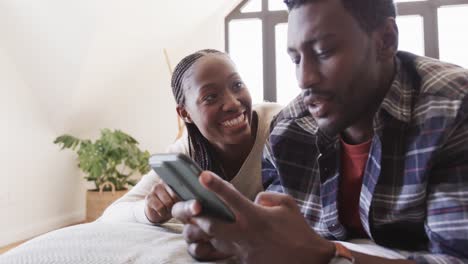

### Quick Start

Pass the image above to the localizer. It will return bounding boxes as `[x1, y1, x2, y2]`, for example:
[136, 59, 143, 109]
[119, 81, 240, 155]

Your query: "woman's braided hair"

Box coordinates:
[171, 49, 226, 179]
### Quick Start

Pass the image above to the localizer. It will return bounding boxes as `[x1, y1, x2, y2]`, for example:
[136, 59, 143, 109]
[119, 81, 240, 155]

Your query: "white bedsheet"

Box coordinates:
[0, 221, 236, 264]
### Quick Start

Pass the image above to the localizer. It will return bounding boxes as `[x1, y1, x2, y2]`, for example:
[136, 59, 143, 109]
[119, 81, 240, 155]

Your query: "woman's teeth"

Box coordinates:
[222, 114, 245, 127]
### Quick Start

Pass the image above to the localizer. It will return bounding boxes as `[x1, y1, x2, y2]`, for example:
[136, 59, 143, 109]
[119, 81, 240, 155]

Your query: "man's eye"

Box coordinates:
[316, 48, 334, 60]
[291, 56, 300, 65]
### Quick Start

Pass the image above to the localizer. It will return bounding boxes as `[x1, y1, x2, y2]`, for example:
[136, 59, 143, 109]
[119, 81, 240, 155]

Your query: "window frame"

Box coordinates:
[397, 0, 468, 58]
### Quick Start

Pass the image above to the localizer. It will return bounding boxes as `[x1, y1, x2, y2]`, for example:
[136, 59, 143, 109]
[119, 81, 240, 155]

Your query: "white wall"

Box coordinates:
[0, 0, 239, 247]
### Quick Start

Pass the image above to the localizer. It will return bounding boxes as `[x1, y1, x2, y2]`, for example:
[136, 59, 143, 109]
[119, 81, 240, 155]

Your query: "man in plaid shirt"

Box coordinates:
[172, 0, 468, 263]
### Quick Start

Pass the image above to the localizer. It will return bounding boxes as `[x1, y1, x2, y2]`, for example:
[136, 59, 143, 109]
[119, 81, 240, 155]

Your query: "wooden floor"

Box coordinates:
[0, 221, 85, 255]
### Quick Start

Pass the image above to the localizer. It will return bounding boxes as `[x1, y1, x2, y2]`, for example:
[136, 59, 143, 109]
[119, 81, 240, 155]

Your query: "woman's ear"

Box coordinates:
[176, 106, 192, 123]
[375, 17, 399, 61]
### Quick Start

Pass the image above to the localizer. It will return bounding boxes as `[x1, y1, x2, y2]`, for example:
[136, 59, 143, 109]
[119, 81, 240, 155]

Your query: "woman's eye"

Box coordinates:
[203, 94, 217, 102]
[233, 81, 244, 90]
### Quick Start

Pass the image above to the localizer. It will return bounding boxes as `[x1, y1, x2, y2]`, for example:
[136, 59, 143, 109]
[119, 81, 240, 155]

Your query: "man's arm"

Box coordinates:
[407, 113, 468, 263]
[173, 171, 418, 264]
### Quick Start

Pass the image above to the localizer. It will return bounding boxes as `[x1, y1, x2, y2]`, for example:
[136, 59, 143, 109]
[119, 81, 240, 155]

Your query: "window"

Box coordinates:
[437, 5, 468, 68]
[225, 0, 287, 104]
[226, 0, 468, 104]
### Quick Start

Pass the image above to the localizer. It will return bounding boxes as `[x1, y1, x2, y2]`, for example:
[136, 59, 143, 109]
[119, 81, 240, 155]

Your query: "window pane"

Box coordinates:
[396, 15, 425, 56]
[438, 5, 468, 68]
[228, 19, 264, 104]
[275, 23, 300, 106]
[268, 0, 287, 11]
[240, 0, 261, 13]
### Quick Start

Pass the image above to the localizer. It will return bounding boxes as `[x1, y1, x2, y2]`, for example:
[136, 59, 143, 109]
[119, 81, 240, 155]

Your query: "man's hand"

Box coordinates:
[172, 171, 335, 264]
[144, 182, 179, 224]
[170, 181, 234, 261]
[183, 223, 233, 261]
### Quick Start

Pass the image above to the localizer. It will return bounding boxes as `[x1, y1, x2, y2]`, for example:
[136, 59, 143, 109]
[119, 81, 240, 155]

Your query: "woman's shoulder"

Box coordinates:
[253, 102, 284, 124]
[253, 101, 284, 111]
[165, 128, 190, 154]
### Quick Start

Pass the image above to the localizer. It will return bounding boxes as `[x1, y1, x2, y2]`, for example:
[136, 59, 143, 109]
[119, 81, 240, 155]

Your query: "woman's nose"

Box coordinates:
[222, 90, 242, 112]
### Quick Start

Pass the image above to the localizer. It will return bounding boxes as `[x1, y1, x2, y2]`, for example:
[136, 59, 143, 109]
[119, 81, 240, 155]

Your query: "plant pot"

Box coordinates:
[86, 181, 128, 222]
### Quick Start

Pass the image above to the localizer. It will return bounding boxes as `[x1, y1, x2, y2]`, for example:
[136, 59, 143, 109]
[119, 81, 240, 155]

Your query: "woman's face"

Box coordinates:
[178, 54, 253, 148]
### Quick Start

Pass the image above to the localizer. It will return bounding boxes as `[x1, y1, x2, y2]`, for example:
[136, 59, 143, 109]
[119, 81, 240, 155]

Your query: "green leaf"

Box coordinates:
[54, 135, 81, 150]
[54, 128, 150, 190]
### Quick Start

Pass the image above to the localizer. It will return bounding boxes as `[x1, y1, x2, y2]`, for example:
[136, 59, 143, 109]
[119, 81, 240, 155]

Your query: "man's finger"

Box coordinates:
[191, 215, 241, 240]
[183, 224, 211, 243]
[199, 171, 251, 212]
[187, 242, 229, 261]
[172, 200, 202, 224]
[254, 192, 297, 208]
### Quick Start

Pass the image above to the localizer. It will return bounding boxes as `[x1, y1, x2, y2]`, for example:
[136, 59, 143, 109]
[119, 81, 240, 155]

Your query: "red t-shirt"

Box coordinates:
[339, 137, 372, 238]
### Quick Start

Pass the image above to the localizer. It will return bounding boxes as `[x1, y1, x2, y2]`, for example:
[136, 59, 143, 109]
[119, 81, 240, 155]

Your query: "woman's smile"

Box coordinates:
[220, 112, 248, 130]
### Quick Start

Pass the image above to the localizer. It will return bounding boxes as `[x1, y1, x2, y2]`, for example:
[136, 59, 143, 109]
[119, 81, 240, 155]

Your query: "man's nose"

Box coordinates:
[297, 57, 322, 90]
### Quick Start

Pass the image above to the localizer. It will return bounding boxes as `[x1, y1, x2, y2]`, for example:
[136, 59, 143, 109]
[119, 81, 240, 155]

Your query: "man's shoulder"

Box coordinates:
[398, 52, 468, 123]
[268, 97, 320, 143]
[270, 96, 306, 127]
[400, 52, 468, 100]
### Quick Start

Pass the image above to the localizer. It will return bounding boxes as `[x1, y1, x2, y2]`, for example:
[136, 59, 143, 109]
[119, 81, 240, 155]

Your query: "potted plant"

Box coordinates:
[54, 129, 151, 222]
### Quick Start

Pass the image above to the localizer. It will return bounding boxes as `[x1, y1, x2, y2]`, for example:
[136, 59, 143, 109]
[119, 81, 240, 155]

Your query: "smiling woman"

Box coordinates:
[173, 50, 255, 181]
[99, 49, 283, 225]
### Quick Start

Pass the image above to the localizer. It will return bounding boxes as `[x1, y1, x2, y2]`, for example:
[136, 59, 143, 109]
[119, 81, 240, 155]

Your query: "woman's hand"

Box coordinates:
[144, 182, 179, 224]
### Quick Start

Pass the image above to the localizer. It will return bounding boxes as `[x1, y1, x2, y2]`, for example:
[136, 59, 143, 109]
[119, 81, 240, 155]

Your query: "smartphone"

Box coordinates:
[149, 153, 236, 222]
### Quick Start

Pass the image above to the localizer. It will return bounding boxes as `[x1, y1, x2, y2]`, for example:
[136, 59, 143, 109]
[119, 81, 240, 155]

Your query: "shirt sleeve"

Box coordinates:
[408, 111, 468, 263]
[99, 134, 190, 224]
[98, 170, 161, 224]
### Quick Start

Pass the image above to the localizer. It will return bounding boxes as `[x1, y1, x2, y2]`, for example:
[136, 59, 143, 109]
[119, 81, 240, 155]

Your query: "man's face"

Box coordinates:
[287, 0, 383, 137]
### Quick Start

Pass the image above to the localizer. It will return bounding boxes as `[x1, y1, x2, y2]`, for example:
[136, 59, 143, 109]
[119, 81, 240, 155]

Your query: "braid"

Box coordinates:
[171, 49, 223, 104]
[171, 49, 226, 179]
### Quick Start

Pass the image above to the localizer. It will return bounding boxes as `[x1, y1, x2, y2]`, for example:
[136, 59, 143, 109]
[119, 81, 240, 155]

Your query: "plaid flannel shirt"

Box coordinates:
[262, 52, 468, 264]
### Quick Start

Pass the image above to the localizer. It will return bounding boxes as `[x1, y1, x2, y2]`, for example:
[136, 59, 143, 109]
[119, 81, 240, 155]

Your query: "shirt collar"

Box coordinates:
[377, 53, 415, 124]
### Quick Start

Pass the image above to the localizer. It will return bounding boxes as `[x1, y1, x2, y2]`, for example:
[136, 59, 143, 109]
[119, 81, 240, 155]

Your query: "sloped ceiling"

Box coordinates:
[0, 0, 232, 133]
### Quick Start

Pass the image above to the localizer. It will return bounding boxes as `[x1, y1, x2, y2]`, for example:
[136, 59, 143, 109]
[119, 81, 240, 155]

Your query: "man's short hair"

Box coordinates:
[284, 0, 396, 34]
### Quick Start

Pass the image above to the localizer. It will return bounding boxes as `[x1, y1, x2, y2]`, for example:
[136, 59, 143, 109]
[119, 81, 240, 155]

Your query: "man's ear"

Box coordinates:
[176, 106, 192, 123]
[375, 17, 399, 61]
